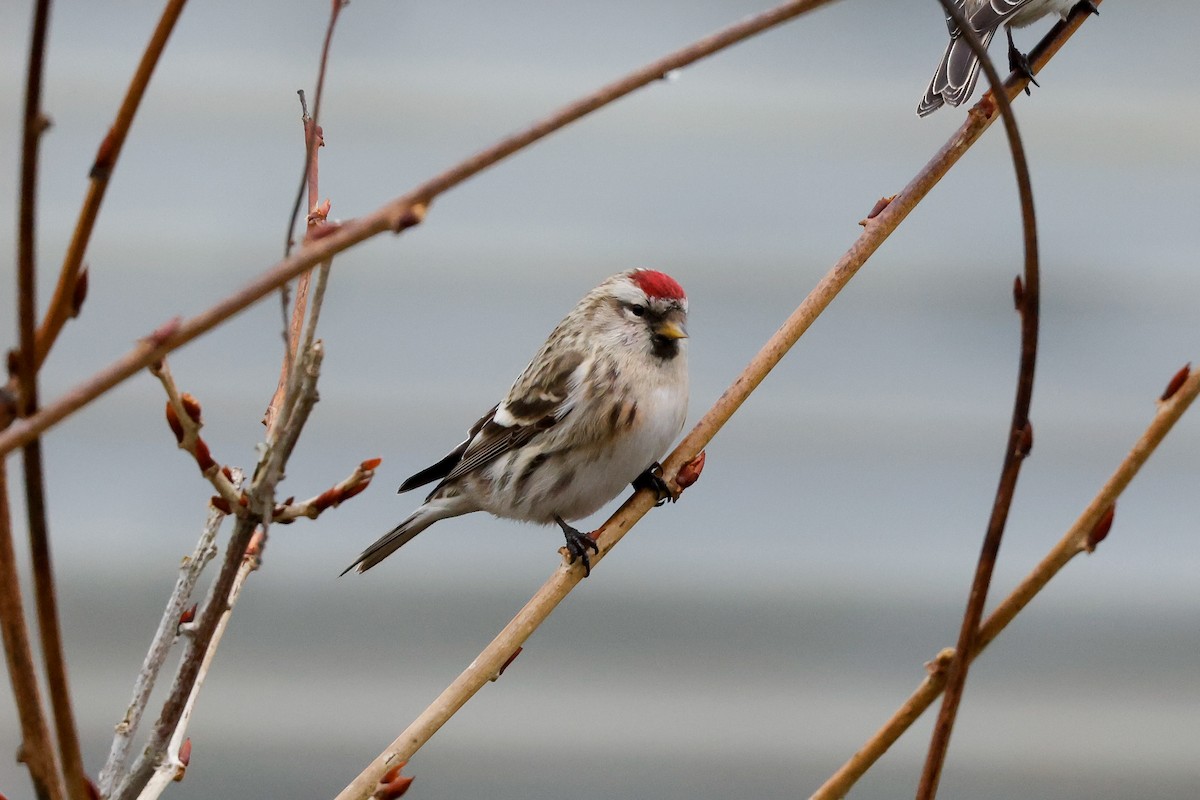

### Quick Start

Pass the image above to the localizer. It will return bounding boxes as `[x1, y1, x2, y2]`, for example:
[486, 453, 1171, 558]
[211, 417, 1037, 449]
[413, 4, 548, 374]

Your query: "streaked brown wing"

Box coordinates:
[440, 349, 586, 484]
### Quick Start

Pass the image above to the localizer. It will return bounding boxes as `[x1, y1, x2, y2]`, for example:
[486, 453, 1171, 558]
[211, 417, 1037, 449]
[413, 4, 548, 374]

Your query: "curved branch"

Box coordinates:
[915, 0, 1064, 791]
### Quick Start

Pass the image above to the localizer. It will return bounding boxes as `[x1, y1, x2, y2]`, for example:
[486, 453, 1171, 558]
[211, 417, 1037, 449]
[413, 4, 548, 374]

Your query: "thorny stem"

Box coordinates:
[813, 362, 1199, 800]
[0, 0, 844, 460]
[97, 504, 227, 795]
[336, 11, 1098, 796]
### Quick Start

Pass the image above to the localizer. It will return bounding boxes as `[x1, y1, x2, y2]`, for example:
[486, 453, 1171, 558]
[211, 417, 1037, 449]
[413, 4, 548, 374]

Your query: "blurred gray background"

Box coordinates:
[1, 2, 1197, 798]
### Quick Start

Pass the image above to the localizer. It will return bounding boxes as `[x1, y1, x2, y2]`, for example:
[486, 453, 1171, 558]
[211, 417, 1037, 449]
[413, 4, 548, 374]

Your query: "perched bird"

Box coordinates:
[917, 0, 1098, 117]
[344, 269, 690, 577]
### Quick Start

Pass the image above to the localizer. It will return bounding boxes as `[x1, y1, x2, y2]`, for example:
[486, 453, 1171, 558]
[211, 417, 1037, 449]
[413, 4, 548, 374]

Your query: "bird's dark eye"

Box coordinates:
[629, 304, 646, 317]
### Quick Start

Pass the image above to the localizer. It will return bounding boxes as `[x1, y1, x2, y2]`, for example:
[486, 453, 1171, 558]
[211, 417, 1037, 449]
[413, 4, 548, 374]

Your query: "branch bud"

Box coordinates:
[71, 266, 90, 318]
[1160, 363, 1190, 403]
[859, 195, 895, 226]
[173, 738, 192, 782]
[1085, 504, 1115, 553]
[374, 761, 414, 799]
[1014, 421, 1033, 458]
[165, 403, 185, 444]
[676, 450, 706, 491]
[180, 393, 202, 424]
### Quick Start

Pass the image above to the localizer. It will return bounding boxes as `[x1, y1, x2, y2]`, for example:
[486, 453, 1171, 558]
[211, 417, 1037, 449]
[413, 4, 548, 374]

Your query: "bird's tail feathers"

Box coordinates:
[917, 27, 998, 117]
[341, 499, 465, 575]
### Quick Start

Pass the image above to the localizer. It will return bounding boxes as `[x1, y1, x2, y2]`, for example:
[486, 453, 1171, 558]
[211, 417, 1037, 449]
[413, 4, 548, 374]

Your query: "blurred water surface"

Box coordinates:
[1, 2, 1197, 798]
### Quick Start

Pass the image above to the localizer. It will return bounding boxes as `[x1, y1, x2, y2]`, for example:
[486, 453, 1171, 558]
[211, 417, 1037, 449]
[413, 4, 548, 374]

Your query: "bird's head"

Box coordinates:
[602, 269, 688, 361]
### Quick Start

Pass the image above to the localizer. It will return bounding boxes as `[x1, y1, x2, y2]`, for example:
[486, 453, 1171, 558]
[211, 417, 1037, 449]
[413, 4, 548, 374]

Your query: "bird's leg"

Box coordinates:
[632, 462, 675, 507]
[1075, 0, 1099, 16]
[556, 515, 599, 577]
[1006, 26, 1039, 94]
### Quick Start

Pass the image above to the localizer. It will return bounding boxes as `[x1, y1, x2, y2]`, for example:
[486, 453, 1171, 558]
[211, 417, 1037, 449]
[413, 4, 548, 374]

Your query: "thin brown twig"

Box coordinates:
[916, 0, 1067, 792]
[265, 91, 329, 432]
[26, 0, 188, 380]
[284, 0, 346, 258]
[270, 0, 346, 427]
[16, 1, 89, 797]
[0, 461, 64, 800]
[273, 457, 380, 523]
[335, 14, 1097, 794]
[813, 361, 1198, 799]
[149, 359, 245, 513]
[0, 0, 844, 459]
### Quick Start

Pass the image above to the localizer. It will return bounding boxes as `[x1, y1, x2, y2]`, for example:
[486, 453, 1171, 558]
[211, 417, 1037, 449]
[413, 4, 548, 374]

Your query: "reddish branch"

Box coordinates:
[0, 0, 843, 460]
[0, 463, 64, 800]
[265, 92, 329, 432]
[15, 1, 90, 798]
[274, 458, 381, 523]
[150, 359, 245, 513]
[913, 1, 1110, 795]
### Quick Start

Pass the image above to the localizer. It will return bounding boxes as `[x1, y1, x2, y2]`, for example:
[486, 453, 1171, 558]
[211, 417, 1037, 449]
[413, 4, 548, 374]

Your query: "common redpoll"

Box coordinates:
[917, 0, 1098, 117]
[344, 269, 689, 577]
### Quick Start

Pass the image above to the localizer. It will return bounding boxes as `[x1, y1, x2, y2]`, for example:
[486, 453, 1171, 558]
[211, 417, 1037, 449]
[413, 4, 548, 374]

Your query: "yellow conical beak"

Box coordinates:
[654, 320, 688, 341]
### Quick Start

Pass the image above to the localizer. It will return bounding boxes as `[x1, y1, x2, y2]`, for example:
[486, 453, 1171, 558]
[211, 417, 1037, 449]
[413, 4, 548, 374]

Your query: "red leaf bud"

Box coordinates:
[193, 439, 216, 473]
[375, 762, 414, 799]
[1160, 363, 1190, 402]
[180, 393, 202, 424]
[1086, 504, 1115, 553]
[71, 267, 89, 318]
[165, 403, 185, 443]
[676, 450, 706, 491]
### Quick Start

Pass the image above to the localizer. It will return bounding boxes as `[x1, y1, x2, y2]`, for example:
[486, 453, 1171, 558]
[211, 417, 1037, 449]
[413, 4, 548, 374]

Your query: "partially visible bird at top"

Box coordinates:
[917, 0, 1099, 117]
[343, 269, 690, 578]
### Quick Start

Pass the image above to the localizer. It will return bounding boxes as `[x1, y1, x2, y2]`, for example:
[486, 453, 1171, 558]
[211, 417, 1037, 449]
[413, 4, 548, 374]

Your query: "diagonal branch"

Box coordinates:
[0, 0, 845, 459]
[813, 360, 1198, 800]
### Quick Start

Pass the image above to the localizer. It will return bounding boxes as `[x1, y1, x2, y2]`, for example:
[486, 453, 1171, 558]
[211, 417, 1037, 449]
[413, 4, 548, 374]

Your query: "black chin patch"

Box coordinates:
[651, 335, 680, 360]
